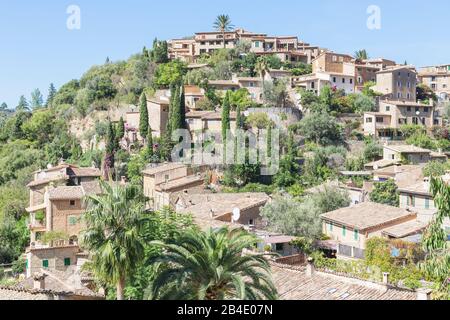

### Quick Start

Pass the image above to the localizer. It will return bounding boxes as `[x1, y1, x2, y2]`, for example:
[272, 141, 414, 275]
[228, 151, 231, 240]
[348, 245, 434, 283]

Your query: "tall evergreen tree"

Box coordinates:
[170, 85, 185, 132]
[139, 93, 149, 140]
[267, 123, 272, 159]
[221, 91, 231, 140]
[236, 105, 244, 129]
[16, 95, 29, 111]
[0, 102, 7, 111]
[145, 129, 154, 160]
[168, 85, 180, 134]
[103, 121, 116, 179]
[30, 88, 44, 109]
[117, 117, 125, 140]
[46, 83, 57, 108]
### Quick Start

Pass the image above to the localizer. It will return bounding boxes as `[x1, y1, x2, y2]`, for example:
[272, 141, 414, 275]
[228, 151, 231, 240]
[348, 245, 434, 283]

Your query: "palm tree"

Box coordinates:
[81, 180, 147, 300]
[145, 227, 278, 300]
[213, 14, 234, 49]
[255, 56, 270, 86]
[354, 49, 369, 60]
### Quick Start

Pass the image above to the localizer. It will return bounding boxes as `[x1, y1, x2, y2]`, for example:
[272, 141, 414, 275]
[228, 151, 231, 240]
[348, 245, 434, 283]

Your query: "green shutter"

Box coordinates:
[42, 260, 49, 268]
[354, 229, 359, 241]
[329, 223, 333, 232]
[425, 198, 430, 209]
[342, 226, 346, 236]
[64, 258, 71, 266]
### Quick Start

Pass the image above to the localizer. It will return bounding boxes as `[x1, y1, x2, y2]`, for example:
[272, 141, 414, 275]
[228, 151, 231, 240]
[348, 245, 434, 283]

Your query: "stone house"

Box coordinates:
[382, 145, 434, 165]
[363, 100, 440, 138]
[26, 164, 102, 247]
[373, 66, 417, 101]
[418, 64, 450, 102]
[398, 173, 450, 229]
[321, 202, 419, 259]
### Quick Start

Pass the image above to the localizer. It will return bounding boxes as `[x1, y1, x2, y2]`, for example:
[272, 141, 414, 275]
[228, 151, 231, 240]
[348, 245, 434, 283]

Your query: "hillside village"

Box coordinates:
[0, 15, 449, 301]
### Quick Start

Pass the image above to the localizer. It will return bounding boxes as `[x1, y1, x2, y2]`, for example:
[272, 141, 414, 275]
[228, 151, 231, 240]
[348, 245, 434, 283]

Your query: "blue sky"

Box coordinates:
[1, 0, 449, 108]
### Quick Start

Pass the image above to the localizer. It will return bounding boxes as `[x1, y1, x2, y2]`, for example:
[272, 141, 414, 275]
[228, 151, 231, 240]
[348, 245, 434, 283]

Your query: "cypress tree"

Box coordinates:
[145, 129, 154, 160]
[221, 91, 231, 140]
[117, 116, 125, 140]
[139, 93, 149, 140]
[236, 105, 244, 129]
[106, 121, 116, 155]
[179, 85, 186, 129]
[170, 86, 182, 132]
[267, 123, 272, 159]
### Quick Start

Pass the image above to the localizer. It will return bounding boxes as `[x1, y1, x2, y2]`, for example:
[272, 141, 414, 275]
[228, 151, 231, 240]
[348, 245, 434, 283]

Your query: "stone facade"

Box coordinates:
[26, 246, 80, 278]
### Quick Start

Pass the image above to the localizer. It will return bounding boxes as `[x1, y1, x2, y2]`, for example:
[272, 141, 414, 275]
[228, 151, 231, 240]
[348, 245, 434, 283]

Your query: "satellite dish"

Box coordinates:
[232, 208, 241, 223]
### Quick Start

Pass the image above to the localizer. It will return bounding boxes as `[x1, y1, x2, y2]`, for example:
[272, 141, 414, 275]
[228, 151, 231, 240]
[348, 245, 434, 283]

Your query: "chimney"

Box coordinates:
[416, 288, 433, 301]
[423, 177, 431, 193]
[382, 272, 390, 285]
[33, 273, 47, 290]
[209, 209, 215, 219]
[306, 257, 315, 277]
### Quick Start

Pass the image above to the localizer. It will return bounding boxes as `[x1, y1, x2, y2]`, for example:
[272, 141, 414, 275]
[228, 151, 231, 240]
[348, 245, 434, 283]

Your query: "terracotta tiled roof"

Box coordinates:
[271, 263, 417, 300]
[321, 202, 417, 231]
[48, 186, 84, 200]
[68, 167, 101, 178]
[382, 220, 428, 238]
[384, 145, 432, 154]
[142, 163, 187, 176]
[155, 175, 204, 192]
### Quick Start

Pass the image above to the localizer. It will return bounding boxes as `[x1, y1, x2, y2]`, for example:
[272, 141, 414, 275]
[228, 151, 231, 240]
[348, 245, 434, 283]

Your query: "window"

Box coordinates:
[366, 118, 373, 123]
[332, 55, 337, 62]
[376, 117, 384, 123]
[425, 198, 430, 210]
[350, 78, 353, 84]
[254, 41, 260, 48]
[358, 77, 362, 83]
[248, 219, 254, 226]
[397, 81, 401, 87]
[354, 230, 359, 241]
[407, 93, 411, 99]
[424, 107, 429, 113]
[69, 200, 76, 206]
[397, 92, 402, 99]
[386, 106, 390, 112]
[42, 260, 49, 268]
[64, 258, 71, 266]
[333, 77, 337, 83]
[342, 226, 346, 237]
[407, 106, 412, 112]
[68, 216, 78, 226]
[329, 223, 333, 232]
[311, 82, 315, 89]
[275, 243, 284, 251]
[342, 78, 345, 84]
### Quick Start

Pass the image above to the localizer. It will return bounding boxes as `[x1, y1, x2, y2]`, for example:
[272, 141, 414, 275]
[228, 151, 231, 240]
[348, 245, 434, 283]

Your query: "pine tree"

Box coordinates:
[46, 83, 57, 108]
[139, 93, 149, 140]
[0, 102, 7, 111]
[16, 95, 29, 111]
[31, 88, 44, 109]
[117, 117, 125, 140]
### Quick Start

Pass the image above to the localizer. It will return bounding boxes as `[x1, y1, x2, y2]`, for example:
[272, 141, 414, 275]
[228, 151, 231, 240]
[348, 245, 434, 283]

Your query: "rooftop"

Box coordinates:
[384, 144, 432, 154]
[48, 186, 85, 200]
[142, 163, 186, 176]
[155, 175, 204, 192]
[271, 263, 417, 300]
[382, 220, 428, 239]
[321, 202, 417, 231]
[177, 192, 269, 225]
